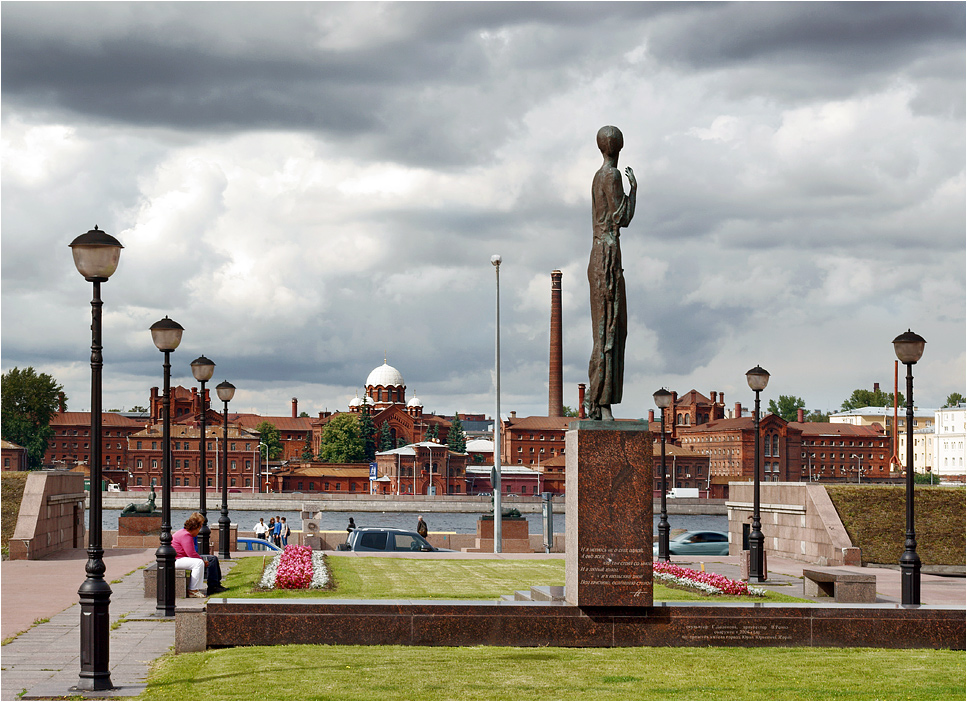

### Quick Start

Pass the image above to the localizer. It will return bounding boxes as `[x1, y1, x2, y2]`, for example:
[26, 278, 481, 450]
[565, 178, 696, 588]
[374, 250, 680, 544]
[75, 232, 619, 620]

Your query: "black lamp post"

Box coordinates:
[70, 225, 122, 691]
[216, 380, 236, 560]
[893, 329, 926, 605]
[190, 356, 215, 555]
[150, 316, 184, 617]
[746, 364, 770, 583]
[653, 388, 673, 561]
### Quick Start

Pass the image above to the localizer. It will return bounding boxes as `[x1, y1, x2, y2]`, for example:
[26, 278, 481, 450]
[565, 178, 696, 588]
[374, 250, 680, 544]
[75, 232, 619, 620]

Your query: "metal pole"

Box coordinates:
[219, 400, 231, 560]
[77, 279, 113, 689]
[493, 257, 502, 552]
[156, 350, 176, 616]
[749, 389, 765, 582]
[198, 380, 209, 555]
[900, 362, 921, 604]
[657, 406, 670, 561]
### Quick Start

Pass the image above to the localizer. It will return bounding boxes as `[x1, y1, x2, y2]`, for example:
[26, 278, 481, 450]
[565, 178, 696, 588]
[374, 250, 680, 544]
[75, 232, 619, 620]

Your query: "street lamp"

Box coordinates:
[746, 364, 770, 582]
[216, 380, 236, 560]
[190, 355, 215, 554]
[70, 225, 122, 691]
[150, 316, 184, 617]
[893, 329, 926, 605]
[850, 454, 863, 484]
[491, 254, 502, 553]
[653, 388, 673, 561]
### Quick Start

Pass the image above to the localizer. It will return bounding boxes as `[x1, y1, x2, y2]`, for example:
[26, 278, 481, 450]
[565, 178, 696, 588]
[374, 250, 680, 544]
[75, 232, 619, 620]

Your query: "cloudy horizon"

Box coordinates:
[2, 1, 964, 421]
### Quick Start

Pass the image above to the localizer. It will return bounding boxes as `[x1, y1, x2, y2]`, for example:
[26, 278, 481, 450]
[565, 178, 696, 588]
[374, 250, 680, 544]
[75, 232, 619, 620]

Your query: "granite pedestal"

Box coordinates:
[565, 421, 653, 607]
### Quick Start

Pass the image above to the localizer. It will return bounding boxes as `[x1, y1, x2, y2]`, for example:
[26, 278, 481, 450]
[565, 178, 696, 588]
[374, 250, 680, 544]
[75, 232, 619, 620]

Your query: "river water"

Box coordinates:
[90, 509, 726, 534]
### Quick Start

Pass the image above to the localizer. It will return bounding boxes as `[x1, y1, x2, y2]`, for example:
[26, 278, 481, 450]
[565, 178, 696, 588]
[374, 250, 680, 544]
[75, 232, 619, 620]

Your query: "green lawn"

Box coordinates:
[143, 645, 965, 700]
[220, 555, 807, 603]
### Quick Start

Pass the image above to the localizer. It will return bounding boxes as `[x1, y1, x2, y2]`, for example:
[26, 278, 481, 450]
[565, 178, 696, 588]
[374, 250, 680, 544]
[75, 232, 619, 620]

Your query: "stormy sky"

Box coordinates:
[2, 1, 964, 420]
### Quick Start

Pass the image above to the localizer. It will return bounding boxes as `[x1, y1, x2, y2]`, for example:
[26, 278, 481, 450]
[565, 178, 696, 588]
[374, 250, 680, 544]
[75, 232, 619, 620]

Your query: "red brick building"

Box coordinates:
[652, 442, 710, 494]
[1, 439, 28, 471]
[43, 411, 144, 480]
[273, 463, 372, 493]
[125, 421, 261, 491]
[500, 414, 572, 466]
[791, 422, 893, 482]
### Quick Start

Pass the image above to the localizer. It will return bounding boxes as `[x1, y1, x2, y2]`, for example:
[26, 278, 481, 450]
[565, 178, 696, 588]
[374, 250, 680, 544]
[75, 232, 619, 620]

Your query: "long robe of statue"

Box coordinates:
[587, 125, 636, 421]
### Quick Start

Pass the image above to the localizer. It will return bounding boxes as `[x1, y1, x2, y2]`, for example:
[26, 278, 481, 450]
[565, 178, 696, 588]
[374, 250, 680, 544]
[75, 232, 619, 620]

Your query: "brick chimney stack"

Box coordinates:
[578, 383, 586, 419]
[873, 382, 880, 393]
[548, 270, 564, 417]
[797, 408, 805, 422]
[58, 391, 67, 413]
[648, 409, 655, 423]
[292, 397, 298, 418]
[734, 402, 742, 418]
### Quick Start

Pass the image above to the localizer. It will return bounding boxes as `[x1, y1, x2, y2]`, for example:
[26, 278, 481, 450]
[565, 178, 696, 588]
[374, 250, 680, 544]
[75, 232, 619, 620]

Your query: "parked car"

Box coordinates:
[653, 530, 730, 556]
[338, 527, 453, 553]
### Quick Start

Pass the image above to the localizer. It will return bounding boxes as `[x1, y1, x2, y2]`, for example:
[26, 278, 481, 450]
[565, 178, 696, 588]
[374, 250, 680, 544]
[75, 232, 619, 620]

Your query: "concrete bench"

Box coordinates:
[143, 562, 192, 599]
[802, 568, 876, 603]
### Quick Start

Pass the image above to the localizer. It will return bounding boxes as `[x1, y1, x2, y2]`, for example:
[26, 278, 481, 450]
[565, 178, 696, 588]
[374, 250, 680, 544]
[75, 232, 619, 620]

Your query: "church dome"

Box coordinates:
[407, 396, 422, 408]
[349, 395, 363, 407]
[367, 362, 405, 388]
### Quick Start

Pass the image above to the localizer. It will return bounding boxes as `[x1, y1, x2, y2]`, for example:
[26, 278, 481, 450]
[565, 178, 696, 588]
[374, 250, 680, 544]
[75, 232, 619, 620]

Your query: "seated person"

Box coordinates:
[172, 512, 226, 597]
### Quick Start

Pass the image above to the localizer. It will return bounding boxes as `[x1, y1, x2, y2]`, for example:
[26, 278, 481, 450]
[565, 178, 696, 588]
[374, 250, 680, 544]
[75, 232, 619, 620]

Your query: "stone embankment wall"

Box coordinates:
[727, 482, 859, 566]
[9, 471, 86, 560]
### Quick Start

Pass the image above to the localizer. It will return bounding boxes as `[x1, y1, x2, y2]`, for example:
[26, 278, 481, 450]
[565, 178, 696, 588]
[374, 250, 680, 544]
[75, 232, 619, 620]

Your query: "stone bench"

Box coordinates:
[143, 562, 192, 599]
[802, 568, 876, 603]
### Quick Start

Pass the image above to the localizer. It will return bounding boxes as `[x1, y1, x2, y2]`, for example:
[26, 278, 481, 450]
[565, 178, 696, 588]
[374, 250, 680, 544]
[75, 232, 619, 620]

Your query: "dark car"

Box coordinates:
[338, 527, 453, 553]
[653, 530, 730, 556]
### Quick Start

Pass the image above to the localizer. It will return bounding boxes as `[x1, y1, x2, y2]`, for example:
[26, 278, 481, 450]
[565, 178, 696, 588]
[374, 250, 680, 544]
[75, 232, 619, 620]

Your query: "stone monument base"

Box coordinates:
[464, 517, 531, 552]
[565, 421, 653, 607]
[118, 514, 162, 536]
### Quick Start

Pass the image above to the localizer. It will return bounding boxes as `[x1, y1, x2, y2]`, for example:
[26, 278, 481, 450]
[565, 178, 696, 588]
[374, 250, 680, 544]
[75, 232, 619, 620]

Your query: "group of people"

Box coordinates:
[253, 516, 290, 547]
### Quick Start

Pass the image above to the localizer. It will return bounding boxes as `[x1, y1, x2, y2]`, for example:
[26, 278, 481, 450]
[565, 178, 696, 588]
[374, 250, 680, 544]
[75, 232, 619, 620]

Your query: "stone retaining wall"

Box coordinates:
[9, 471, 86, 560]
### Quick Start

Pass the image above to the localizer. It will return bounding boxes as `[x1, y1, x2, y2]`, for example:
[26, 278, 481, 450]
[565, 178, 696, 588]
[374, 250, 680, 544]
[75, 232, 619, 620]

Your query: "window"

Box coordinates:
[325, 482, 330, 491]
[136, 477, 143, 486]
[175, 460, 181, 469]
[246, 444, 251, 451]
[231, 461, 236, 470]
[137, 441, 142, 449]
[230, 478, 236, 486]
[298, 482, 303, 490]
[230, 443, 236, 451]
[152, 442, 157, 450]
[335, 483, 341, 491]
[309, 482, 314, 490]
[152, 459, 158, 468]
[184, 477, 190, 487]
[174, 478, 180, 486]
[137, 459, 143, 469]
[245, 460, 251, 470]
[244, 478, 251, 487]
[207, 478, 213, 487]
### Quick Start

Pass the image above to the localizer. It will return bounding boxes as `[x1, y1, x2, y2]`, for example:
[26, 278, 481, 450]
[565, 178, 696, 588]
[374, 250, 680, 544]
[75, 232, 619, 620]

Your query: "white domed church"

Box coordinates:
[347, 359, 450, 445]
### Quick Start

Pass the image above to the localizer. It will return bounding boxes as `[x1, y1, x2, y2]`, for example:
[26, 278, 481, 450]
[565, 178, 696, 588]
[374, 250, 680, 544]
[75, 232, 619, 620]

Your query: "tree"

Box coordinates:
[447, 413, 467, 453]
[425, 423, 438, 442]
[317, 413, 365, 463]
[944, 392, 965, 408]
[767, 395, 806, 422]
[255, 421, 283, 460]
[298, 411, 310, 418]
[129, 405, 148, 413]
[1, 367, 65, 469]
[562, 405, 579, 418]
[840, 387, 903, 411]
[300, 434, 314, 461]
[357, 409, 376, 461]
[805, 410, 829, 422]
[378, 422, 394, 451]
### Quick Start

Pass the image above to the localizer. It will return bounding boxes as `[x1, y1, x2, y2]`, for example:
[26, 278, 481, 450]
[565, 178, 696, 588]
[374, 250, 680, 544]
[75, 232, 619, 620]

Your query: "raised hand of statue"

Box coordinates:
[625, 166, 637, 191]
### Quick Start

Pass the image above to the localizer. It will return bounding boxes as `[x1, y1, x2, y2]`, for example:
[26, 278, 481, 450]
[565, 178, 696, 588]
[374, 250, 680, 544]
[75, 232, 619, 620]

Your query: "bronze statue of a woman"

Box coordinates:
[587, 125, 636, 421]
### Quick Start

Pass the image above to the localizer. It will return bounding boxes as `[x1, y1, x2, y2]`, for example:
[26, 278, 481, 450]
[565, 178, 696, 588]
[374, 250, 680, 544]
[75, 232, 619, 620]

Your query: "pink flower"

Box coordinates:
[653, 560, 759, 596]
[274, 544, 314, 589]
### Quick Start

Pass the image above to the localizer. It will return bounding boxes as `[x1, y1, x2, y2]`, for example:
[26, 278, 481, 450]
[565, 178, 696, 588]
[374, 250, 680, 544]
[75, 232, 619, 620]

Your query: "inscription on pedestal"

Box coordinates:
[565, 421, 653, 607]
[679, 621, 795, 645]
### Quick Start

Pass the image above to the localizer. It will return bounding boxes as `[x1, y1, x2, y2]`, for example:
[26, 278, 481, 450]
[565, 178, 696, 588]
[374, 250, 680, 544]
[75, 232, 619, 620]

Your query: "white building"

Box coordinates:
[934, 404, 966, 479]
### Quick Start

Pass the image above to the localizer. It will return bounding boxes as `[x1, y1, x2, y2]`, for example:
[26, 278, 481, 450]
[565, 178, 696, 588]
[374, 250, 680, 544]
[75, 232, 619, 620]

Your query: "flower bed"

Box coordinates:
[259, 545, 331, 590]
[653, 561, 766, 597]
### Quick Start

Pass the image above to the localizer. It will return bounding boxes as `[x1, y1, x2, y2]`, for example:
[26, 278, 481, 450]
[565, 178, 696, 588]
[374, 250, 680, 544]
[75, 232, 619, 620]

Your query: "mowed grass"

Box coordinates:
[143, 644, 965, 700]
[221, 555, 807, 602]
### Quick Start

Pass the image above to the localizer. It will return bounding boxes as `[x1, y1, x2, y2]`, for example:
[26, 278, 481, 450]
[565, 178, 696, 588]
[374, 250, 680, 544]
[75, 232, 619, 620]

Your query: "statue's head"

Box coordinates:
[597, 125, 623, 157]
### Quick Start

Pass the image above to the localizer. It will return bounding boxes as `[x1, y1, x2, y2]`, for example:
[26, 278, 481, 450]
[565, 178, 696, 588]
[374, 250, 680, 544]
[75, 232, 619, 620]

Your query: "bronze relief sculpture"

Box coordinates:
[587, 125, 636, 421]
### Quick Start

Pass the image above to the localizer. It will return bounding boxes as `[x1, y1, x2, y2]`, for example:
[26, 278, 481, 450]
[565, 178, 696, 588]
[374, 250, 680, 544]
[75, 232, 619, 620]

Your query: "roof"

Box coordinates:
[366, 363, 405, 388]
[465, 439, 494, 452]
[830, 406, 937, 417]
[674, 389, 713, 405]
[376, 442, 463, 457]
[281, 464, 371, 478]
[49, 412, 144, 427]
[1, 439, 25, 450]
[789, 422, 888, 438]
[466, 465, 541, 476]
[129, 424, 259, 440]
[502, 416, 574, 431]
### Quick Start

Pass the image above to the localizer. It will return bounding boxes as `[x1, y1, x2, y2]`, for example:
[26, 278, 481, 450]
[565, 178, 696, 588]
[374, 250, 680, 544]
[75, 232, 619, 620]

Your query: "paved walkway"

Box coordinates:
[1, 548, 963, 700]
